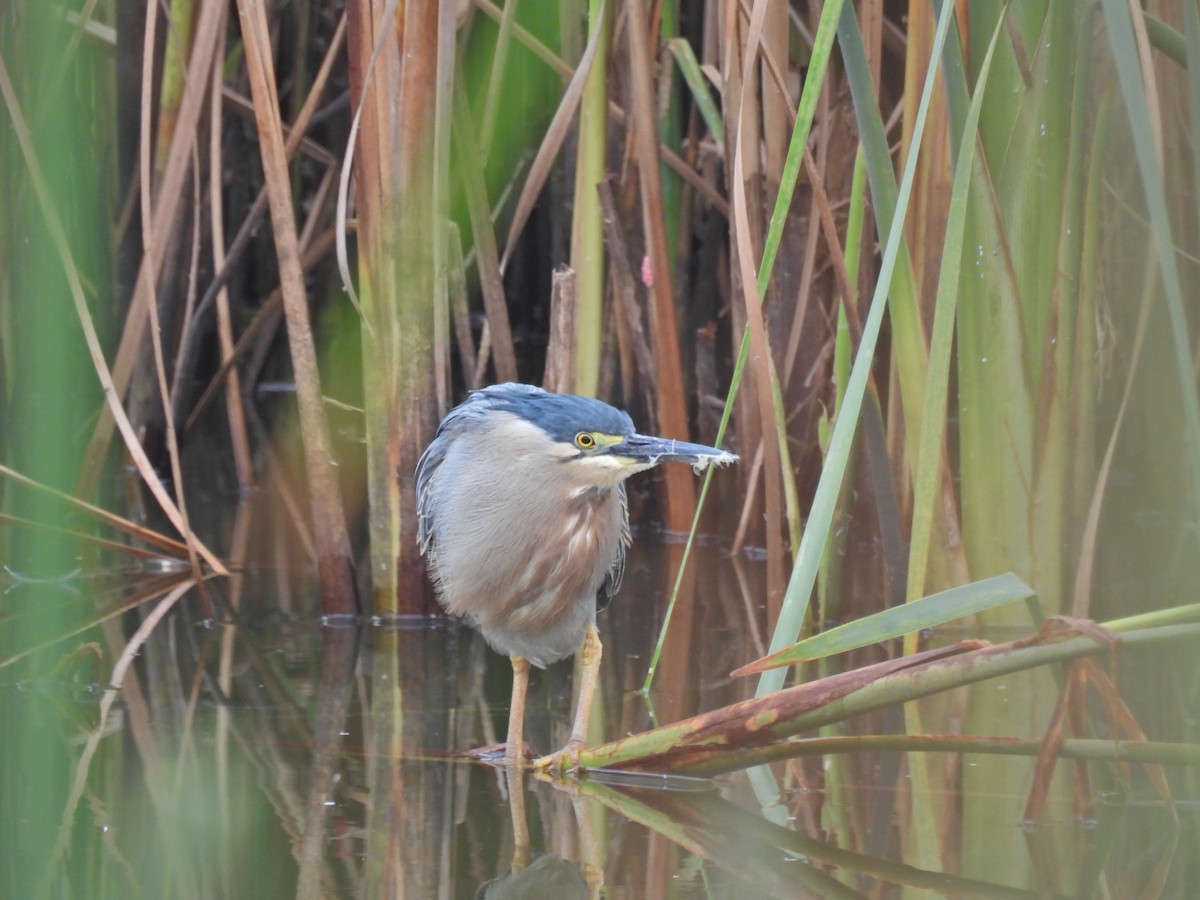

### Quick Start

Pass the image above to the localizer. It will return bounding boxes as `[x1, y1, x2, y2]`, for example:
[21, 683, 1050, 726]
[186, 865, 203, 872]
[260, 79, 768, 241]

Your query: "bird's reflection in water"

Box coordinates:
[475, 766, 600, 899]
[475, 854, 588, 900]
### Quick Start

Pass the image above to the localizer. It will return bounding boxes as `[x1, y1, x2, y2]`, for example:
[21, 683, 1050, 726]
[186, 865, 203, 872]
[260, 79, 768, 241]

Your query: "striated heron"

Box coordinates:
[416, 383, 736, 769]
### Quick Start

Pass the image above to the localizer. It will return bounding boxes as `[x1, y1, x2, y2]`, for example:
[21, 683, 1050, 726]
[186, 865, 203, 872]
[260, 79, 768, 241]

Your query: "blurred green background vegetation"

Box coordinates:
[2, 0, 1198, 895]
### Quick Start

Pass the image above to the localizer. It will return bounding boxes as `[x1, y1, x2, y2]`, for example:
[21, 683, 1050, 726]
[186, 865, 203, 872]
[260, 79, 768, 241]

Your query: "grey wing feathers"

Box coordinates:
[597, 483, 631, 611]
[415, 434, 446, 557]
[415, 397, 481, 555]
[415, 391, 500, 558]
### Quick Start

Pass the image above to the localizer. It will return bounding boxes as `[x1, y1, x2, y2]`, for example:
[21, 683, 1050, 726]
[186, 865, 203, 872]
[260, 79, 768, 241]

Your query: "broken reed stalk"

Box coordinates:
[577, 623, 1200, 775]
[542, 266, 577, 394]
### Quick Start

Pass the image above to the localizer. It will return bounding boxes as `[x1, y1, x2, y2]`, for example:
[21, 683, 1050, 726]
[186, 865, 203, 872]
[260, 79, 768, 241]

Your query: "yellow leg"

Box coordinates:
[505, 766, 531, 871]
[506, 656, 531, 764]
[534, 622, 602, 774]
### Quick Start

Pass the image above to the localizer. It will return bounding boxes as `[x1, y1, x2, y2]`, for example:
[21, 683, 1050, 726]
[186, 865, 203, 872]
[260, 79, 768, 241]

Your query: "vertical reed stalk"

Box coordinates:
[345, 0, 449, 609]
[571, 0, 609, 396]
[235, 0, 356, 613]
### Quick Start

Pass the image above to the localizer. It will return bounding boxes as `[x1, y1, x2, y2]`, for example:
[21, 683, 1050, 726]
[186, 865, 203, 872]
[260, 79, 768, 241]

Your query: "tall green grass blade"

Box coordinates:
[815, 147, 864, 668]
[570, 0, 609, 395]
[477, 0, 521, 161]
[658, 0, 682, 271]
[752, 0, 956, 698]
[0, 11, 105, 889]
[1099, 0, 1200, 531]
[947, 6, 1108, 882]
[902, 14, 1009, 872]
[834, 149, 866, 417]
[907, 11, 1006, 602]
[912, 12, 1008, 844]
[643, 0, 843, 693]
[757, 0, 843, 292]
[742, 1, 958, 817]
[1185, 2, 1200, 222]
[835, 9, 929, 463]
[818, 147, 866, 629]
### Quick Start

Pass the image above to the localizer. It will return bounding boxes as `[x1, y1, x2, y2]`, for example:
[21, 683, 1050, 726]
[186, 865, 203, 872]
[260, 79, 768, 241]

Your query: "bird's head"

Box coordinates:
[459, 383, 738, 489]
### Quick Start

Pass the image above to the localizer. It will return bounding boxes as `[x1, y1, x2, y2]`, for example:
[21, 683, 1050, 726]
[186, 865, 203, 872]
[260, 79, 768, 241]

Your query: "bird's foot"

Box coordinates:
[533, 739, 585, 776]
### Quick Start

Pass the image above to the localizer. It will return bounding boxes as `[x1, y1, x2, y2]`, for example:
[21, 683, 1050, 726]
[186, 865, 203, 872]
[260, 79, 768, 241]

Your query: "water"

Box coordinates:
[2, 539, 1196, 897]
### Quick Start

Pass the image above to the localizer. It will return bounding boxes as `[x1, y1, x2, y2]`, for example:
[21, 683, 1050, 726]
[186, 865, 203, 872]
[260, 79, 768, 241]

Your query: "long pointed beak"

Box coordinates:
[608, 433, 738, 471]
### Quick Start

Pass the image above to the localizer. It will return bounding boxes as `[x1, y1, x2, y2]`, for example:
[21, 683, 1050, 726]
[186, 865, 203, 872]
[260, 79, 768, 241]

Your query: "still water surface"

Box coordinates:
[2, 539, 1194, 898]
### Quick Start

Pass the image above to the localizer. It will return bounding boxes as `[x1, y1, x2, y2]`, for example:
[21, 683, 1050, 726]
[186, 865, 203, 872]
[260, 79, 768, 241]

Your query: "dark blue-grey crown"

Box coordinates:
[466, 383, 634, 444]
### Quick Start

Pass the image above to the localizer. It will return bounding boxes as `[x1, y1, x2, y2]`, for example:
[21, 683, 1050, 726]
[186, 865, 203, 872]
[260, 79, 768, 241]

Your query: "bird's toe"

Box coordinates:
[533, 739, 585, 775]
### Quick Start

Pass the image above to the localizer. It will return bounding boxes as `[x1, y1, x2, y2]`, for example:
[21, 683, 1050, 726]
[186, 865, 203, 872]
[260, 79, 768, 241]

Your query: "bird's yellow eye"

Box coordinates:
[575, 432, 596, 450]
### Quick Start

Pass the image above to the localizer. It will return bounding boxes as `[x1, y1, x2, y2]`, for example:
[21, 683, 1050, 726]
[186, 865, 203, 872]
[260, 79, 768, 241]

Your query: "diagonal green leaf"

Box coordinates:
[1143, 11, 1187, 66]
[644, 0, 845, 694]
[666, 38, 723, 147]
[743, 0, 959, 821]
[736, 573, 1034, 675]
[751, 0, 957, 699]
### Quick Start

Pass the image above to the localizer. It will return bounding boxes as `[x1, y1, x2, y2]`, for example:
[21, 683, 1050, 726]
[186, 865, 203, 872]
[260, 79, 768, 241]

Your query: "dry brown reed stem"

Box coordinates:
[393, 0, 447, 610]
[581, 629, 1148, 774]
[727, 0, 787, 615]
[598, 180, 658, 407]
[342, 0, 446, 606]
[143, 259, 211, 594]
[184, 226, 340, 433]
[543, 267, 578, 394]
[80, 0, 226, 498]
[447, 223, 479, 390]
[624, 0, 695, 529]
[177, 14, 345, 438]
[139, 42, 209, 602]
[750, 44, 860, 377]
[619, 0, 710, 717]
[137, 0, 157, 243]
[0, 462, 190, 558]
[758, 0, 789, 187]
[235, 0, 356, 614]
[208, 15, 253, 494]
